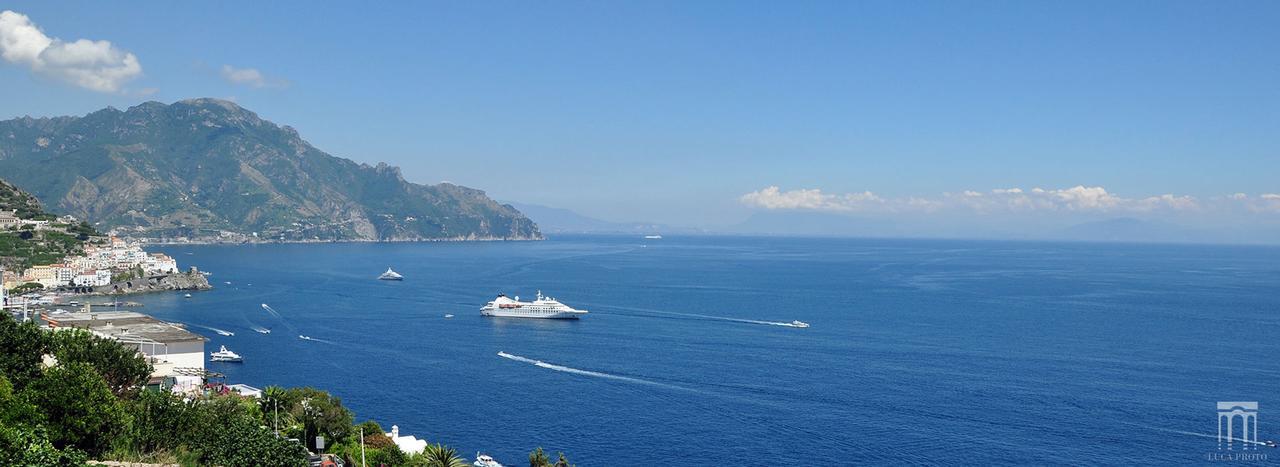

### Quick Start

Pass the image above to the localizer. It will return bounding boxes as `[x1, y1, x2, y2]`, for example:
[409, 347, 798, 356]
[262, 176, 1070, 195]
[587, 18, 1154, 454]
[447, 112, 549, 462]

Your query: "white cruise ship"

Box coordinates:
[481, 291, 588, 319]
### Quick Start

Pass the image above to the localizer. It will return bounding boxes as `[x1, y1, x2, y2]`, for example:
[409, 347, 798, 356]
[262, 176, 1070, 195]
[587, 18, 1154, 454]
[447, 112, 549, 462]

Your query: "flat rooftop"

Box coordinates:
[45, 310, 207, 344]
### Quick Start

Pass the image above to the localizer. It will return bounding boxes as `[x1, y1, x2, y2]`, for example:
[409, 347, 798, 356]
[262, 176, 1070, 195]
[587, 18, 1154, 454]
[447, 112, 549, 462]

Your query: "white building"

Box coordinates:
[144, 253, 179, 274]
[53, 264, 75, 285]
[385, 425, 428, 455]
[45, 311, 208, 393]
[0, 210, 19, 229]
[73, 269, 112, 287]
[228, 384, 263, 398]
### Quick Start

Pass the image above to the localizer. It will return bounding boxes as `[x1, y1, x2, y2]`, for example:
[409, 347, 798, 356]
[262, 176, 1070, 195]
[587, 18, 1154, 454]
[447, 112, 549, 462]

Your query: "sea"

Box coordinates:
[126, 235, 1280, 465]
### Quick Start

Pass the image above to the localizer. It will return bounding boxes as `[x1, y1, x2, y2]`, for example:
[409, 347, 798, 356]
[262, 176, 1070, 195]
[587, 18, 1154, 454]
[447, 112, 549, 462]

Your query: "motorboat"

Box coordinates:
[790, 320, 810, 328]
[210, 345, 243, 362]
[474, 453, 504, 467]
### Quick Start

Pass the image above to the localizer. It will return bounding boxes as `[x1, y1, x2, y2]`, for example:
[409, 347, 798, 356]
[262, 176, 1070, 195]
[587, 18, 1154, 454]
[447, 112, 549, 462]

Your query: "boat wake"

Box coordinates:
[497, 351, 694, 392]
[592, 304, 806, 328]
[260, 303, 284, 320]
[260, 303, 298, 333]
[298, 335, 337, 344]
[1122, 421, 1272, 447]
[187, 323, 234, 336]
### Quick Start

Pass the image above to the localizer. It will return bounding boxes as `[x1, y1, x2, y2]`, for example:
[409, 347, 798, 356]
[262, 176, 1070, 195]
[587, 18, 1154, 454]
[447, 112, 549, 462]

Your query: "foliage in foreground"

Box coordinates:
[0, 312, 572, 466]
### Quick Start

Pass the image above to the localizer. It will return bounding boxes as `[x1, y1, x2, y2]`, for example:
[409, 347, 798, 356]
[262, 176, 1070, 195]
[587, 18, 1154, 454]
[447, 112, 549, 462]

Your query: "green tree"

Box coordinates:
[286, 387, 354, 452]
[196, 415, 308, 467]
[0, 375, 43, 427]
[420, 442, 468, 467]
[260, 385, 296, 431]
[27, 362, 128, 456]
[529, 447, 550, 467]
[123, 389, 197, 454]
[50, 328, 152, 398]
[0, 424, 87, 467]
[0, 313, 50, 390]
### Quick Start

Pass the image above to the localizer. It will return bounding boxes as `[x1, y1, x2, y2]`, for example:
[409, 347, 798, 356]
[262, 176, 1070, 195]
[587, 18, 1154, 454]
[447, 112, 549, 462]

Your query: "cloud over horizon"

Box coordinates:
[0, 10, 142, 93]
[741, 185, 1276, 215]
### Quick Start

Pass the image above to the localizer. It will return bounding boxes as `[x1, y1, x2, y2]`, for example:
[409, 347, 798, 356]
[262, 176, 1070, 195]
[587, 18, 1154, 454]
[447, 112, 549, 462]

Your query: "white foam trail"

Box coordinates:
[1124, 421, 1271, 446]
[298, 335, 337, 345]
[594, 304, 804, 328]
[188, 323, 234, 336]
[498, 351, 695, 392]
[260, 303, 283, 320]
[260, 303, 298, 333]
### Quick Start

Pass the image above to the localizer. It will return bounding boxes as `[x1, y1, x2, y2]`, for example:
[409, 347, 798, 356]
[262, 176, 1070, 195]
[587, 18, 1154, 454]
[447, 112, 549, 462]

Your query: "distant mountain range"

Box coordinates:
[0, 99, 540, 241]
[725, 210, 1278, 245]
[505, 202, 681, 234]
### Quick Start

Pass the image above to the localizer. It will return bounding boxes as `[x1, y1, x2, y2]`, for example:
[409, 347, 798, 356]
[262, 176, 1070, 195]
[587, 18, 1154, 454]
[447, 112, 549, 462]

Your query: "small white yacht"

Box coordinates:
[481, 291, 588, 319]
[210, 345, 243, 362]
[184, 293, 193, 298]
[644, 234, 663, 239]
[474, 453, 504, 467]
[790, 320, 810, 328]
[378, 268, 404, 281]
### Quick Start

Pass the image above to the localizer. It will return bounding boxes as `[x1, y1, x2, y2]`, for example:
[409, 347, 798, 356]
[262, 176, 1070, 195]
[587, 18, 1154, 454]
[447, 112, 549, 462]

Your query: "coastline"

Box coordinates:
[131, 235, 544, 246]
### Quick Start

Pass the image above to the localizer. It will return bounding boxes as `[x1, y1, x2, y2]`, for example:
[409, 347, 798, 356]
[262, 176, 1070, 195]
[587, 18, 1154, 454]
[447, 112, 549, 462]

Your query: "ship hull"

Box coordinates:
[481, 308, 583, 319]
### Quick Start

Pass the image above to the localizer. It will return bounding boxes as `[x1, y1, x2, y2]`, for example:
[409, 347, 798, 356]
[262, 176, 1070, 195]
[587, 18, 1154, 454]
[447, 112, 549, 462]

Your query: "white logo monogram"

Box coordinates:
[1218, 402, 1260, 450]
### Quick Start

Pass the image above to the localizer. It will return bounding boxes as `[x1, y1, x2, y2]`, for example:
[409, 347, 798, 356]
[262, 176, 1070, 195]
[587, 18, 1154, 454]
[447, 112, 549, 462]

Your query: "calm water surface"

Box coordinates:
[129, 235, 1280, 465]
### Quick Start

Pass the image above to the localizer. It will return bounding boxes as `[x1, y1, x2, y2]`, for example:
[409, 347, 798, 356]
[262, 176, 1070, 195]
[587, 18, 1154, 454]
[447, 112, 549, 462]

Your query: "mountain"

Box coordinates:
[505, 202, 678, 234]
[0, 99, 540, 241]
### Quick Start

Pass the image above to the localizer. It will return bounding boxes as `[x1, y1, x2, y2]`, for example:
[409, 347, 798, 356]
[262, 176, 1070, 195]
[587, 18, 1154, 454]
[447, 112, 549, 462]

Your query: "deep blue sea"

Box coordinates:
[128, 235, 1280, 465]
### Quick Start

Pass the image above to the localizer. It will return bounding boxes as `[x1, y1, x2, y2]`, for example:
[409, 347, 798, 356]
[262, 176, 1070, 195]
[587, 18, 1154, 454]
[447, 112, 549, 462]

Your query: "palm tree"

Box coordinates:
[553, 452, 573, 467]
[529, 447, 550, 467]
[422, 443, 468, 467]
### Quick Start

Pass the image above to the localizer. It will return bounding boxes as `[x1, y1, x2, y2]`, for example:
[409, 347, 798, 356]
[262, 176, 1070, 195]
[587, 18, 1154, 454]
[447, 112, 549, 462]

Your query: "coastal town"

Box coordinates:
[1, 208, 181, 291]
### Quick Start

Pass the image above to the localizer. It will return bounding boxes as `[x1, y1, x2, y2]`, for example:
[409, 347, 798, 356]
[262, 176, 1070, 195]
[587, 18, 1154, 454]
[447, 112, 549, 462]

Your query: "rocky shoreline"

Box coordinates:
[63, 269, 213, 296]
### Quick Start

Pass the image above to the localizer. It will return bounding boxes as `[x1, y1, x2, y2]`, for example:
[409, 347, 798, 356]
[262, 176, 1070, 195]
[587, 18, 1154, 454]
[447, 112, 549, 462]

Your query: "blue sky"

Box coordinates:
[0, 1, 1276, 229]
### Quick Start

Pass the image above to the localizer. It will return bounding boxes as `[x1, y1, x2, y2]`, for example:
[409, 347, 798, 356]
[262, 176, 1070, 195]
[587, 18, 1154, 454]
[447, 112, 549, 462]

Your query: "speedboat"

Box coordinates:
[444, 314, 454, 318]
[644, 234, 662, 239]
[184, 293, 193, 298]
[256, 328, 271, 334]
[790, 320, 810, 328]
[210, 345, 243, 362]
[474, 453, 504, 467]
[299, 335, 312, 340]
[378, 268, 404, 281]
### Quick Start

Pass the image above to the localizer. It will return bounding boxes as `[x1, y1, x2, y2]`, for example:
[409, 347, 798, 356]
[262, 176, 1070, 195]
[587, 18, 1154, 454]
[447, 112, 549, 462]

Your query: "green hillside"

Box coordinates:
[0, 179, 99, 272]
[0, 99, 540, 241]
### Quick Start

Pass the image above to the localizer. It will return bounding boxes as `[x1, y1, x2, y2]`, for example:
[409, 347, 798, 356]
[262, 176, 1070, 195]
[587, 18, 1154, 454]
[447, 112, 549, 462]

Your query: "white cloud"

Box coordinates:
[739, 186, 882, 211]
[221, 64, 288, 89]
[0, 10, 142, 93]
[741, 185, 1211, 214]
